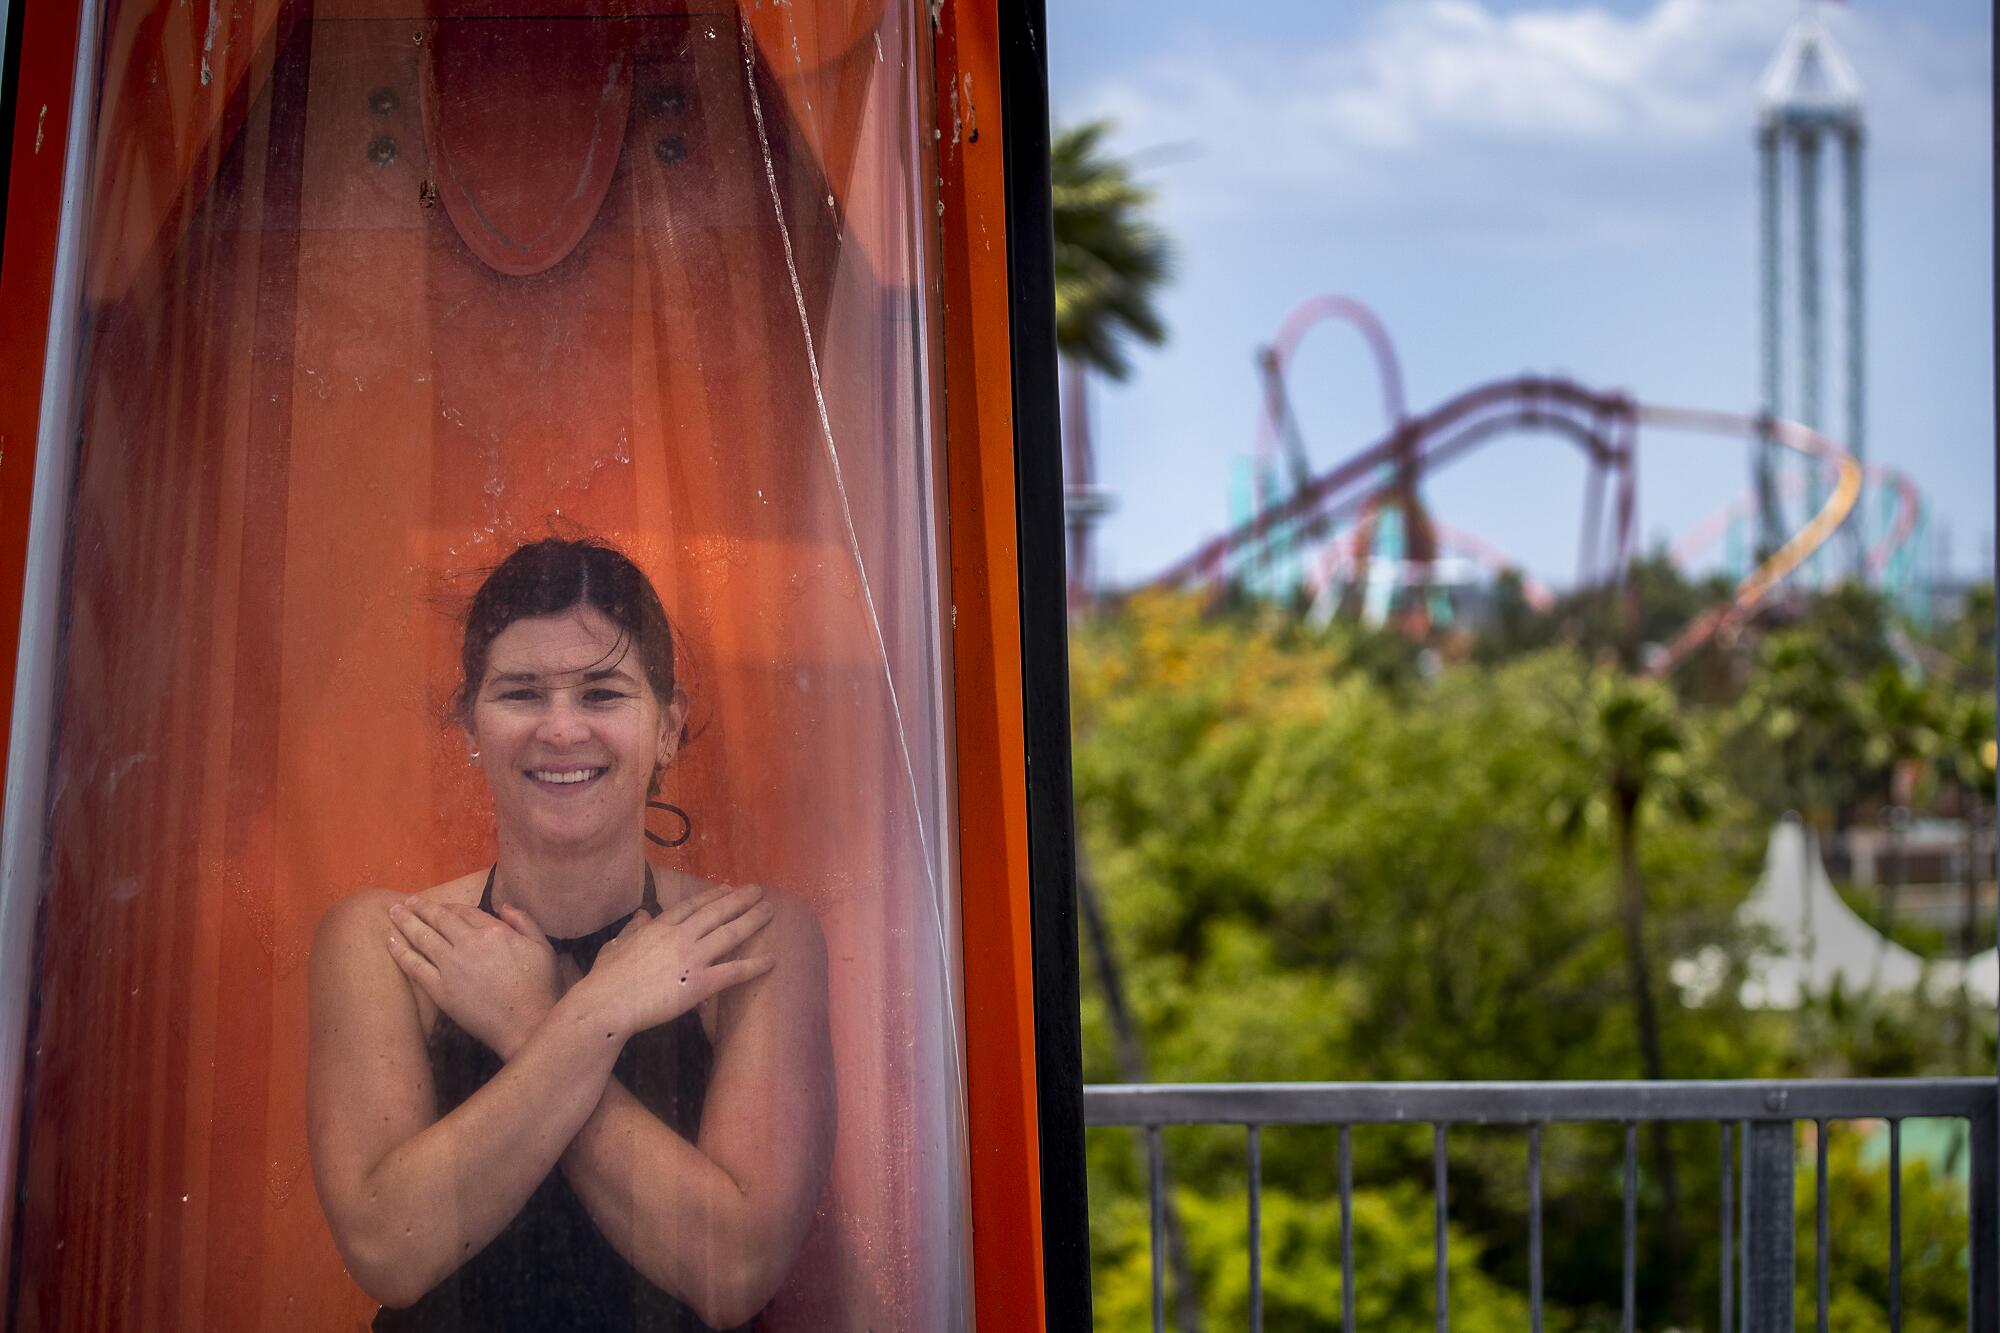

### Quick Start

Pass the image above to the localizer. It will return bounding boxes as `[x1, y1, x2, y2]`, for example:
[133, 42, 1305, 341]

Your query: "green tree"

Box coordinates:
[1052, 119, 1172, 610]
[1552, 671, 1712, 1317]
[1052, 121, 1171, 381]
[1071, 597, 1768, 1325]
[1936, 687, 1997, 983]
[1790, 581, 1898, 681]
[1856, 664, 1939, 945]
[1929, 582, 1996, 693]
[1052, 118, 1183, 1322]
[1556, 673, 1709, 1090]
[1731, 628, 1874, 831]
[1069, 589, 1996, 1324]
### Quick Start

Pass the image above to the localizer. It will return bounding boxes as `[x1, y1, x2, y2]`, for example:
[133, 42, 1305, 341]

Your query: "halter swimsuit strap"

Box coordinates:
[476, 863, 661, 958]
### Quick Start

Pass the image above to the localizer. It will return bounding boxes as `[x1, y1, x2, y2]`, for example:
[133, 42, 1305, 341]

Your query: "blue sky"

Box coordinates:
[1047, 0, 1994, 590]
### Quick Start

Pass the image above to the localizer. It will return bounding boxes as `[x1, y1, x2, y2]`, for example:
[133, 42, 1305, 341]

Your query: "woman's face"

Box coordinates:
[464, 606, 683, 853]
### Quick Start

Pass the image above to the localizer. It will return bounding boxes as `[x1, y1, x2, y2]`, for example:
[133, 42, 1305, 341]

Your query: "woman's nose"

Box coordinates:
[536, 697, 591, 745]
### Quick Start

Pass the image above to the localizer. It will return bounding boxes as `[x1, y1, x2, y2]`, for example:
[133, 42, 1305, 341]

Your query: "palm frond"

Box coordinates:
[1052, 120, 1173, 380]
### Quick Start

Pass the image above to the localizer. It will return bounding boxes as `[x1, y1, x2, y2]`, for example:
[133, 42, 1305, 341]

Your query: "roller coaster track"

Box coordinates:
[1670, 462, 1922, 583]
[1151, 373, 1862, 676]
[1156, 294, 1871, 674]
[1154, 374, 1640, 589]
[1305, 521, 1558, 614]
[1640, 405, 1862, 673]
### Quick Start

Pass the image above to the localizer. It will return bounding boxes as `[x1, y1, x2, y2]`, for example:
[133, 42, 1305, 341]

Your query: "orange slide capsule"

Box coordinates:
[0, 0, 1088, 1328]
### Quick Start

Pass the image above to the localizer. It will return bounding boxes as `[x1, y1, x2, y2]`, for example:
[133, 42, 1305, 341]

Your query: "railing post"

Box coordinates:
[1247, 1123, 1263, 1333]
[1146, 1125, 1165, 1333]
[1971, 1105, 1996, 1333]
[1719, 1122, 1733, 1333]
[1744, 1119, 1795, 1333]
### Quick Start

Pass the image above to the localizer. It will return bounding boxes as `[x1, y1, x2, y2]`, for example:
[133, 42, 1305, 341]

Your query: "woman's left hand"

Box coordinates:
[387, 899, 563, 1059]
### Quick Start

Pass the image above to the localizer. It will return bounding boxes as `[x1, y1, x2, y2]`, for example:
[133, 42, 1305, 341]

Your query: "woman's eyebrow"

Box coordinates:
[486, 667, 638, 685]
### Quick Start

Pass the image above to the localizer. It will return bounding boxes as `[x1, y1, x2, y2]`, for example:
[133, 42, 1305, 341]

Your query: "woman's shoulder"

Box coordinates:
[672, 871, 827, 1043]
[749, 880, 822, 940]
[758, 884, 826, 967]
[658, 867, 823, 952]
[312, 873, 486, 955]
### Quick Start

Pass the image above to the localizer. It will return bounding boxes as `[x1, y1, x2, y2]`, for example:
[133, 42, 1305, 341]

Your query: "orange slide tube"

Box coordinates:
[0, 0, 1052, 1327]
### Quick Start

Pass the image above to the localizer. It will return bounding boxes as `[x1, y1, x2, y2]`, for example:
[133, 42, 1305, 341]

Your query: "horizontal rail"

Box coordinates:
[1091, 1080, 1997, 1332]
[1084, 1078, 1996, 1127]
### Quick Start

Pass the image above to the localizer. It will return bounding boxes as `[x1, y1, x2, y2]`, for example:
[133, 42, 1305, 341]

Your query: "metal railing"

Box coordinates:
[1085, 1079, 1999, 1333]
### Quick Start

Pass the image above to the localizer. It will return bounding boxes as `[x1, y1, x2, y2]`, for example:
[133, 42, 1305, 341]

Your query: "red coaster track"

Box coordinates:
[1148, 296, 1864, 676]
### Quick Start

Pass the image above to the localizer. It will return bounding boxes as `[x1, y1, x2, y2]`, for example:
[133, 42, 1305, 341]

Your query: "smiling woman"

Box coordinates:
[452, 540, 691, 868]
[307, 539, 831, 1332]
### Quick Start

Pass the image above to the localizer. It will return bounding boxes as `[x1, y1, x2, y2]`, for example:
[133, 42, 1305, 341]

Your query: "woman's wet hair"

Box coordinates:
[454, 537, 678, 725]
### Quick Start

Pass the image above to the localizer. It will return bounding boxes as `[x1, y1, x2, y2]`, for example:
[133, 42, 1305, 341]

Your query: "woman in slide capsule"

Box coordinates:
[308, 538, 834, 1332]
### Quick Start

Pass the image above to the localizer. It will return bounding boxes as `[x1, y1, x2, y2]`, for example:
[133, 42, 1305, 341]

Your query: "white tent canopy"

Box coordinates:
[1734, 816, 1997, 1009]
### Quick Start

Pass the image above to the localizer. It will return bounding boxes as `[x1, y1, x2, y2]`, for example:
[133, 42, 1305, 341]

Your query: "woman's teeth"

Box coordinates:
[529, 768, 605, 785]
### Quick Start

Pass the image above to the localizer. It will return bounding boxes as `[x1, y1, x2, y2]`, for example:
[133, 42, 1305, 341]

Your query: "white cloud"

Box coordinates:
[1074, 0, 1986, 247]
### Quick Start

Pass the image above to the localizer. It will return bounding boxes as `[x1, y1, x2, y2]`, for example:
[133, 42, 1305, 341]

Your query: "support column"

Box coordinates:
[1757, 123, 1784, 562]
[1796, 127, 1824, 583]
[1061, 358, 1093, 613]
[1972, 1104, 1997, 1332]
[1841, 124, 1867, 580]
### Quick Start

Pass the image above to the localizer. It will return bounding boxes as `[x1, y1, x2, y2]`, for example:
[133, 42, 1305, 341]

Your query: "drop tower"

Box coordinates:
[1756, 1, 1866, 577]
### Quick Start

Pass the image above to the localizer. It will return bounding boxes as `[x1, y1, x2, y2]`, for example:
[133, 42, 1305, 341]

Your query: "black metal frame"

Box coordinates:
[996, 0, 1093, 1324]
[0, 0, 29, 265]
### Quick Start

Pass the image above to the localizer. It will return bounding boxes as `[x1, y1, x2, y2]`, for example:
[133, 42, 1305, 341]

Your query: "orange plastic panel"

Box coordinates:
[5, 1, 993, 1329]
[931, 1, 1049, 1329]
[82, 0, 893, 303]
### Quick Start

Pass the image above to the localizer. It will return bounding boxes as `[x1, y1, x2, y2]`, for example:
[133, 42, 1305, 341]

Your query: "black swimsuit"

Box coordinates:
[373, 867, 742, 1333]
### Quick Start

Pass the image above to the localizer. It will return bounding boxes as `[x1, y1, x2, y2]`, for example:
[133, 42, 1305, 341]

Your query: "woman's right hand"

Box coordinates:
[574, 883, 777, 1037]
[387, 897, 564, 1059]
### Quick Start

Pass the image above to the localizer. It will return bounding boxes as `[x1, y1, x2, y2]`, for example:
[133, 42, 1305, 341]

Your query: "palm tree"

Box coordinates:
[1051, 120, 1171, 609]
[1558, 671, 1707, 1318]
[1739, 629, 1872, 837]
[1857, 665, 1938, 949]
[1052, 120, 1188, 1328]
[1936, 688, 1996, 1041]
[1053, 121, 1171, 378]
